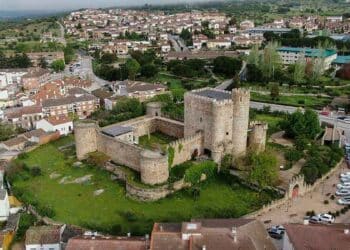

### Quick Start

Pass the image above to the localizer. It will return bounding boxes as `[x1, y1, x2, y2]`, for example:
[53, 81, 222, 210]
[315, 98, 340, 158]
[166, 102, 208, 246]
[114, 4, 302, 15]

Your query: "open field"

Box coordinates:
[255, 113, 285, 135]
[251, 92, 331, 109]
[10, 136, 276, 235]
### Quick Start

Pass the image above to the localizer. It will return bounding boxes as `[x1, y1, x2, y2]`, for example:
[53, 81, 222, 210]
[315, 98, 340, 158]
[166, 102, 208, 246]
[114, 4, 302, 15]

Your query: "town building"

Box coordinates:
[25, 225, 63, 250]
[283, 223, 350, 250]
[36, 115, 73, 135]
[112, 80, 167, 102]
[151, 219, 276, 250]
[277, 47, 337, 70]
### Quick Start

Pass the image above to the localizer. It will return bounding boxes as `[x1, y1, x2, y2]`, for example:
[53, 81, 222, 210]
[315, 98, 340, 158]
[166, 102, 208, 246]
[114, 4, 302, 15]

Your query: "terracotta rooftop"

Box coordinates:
[46, 115, 72, 126]
[285, 223, 350, 250]
[151, 219, 276, 250]
[22, 128, 47, 139]
[66, 236, 147, 250]
[25, 225, 61, 245]
[1, 137, 27, 147]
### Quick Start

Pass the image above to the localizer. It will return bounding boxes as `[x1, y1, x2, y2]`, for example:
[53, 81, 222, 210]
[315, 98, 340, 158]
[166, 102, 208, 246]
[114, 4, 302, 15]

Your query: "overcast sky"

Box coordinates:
[1, 0, 211, 11]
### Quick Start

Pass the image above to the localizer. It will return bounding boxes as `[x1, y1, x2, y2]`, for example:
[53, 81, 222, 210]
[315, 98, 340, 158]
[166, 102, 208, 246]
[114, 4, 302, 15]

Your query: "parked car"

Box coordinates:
[309, 214, 335, 224]
[267, 228, 284, 239]
[336, 189, 350, 196]
[340, 177, 350, 183]
[340, 172, 350, 178]
[270, 225, 285, 232]
[337, 183, 350, 189]
[338, 197, 350, 205]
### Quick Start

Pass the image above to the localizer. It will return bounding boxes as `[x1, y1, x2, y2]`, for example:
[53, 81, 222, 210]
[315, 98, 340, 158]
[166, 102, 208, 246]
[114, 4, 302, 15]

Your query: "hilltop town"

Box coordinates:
[1, 0, 350, 249]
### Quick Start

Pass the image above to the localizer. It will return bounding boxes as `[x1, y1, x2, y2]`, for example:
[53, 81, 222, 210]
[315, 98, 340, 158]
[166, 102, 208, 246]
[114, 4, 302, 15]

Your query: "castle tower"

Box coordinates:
[74, 121, 98, 160]
[146, 102, 163, 117]
[231, 89, 250, 158]
[140, 150, 169, 185]
[249, 121, 268, 153]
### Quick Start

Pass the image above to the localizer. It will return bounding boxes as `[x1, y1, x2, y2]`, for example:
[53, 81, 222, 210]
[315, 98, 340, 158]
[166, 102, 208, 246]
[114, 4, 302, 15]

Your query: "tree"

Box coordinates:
[247, 44, 260, 66]
[38, 57, 48, 69]
[291, 59, 306, 84]
[248, 151, 278, 188]
[51, 59, 65, 72]
[270, 83, 279, 100]
[140, 63, 159, 78]
[100, 53, 117, 64]
[260, 41, 282, 80]
[125, 58, 140, 80]
[180, 28, 193, 46]
[213, 56, 242, 78]
[280, 109, 321, 139]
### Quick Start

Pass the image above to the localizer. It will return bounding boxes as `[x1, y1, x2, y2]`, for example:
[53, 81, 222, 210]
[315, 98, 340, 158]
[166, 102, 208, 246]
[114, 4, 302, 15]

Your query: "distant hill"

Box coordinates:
[0, 10, 65, 20]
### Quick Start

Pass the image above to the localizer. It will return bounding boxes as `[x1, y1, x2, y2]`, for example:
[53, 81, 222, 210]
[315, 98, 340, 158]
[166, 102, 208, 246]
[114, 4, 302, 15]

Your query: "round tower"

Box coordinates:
[249, 121, 268, 153]
[146, 102, 163, 117]
[74, 121, 98, 160]
[231, 88, 250, 158]
[140, 150, 169, 185]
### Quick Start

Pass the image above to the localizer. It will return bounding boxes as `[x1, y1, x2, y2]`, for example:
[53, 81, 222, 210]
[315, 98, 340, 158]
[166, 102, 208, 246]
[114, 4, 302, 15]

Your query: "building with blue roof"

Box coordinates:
[277, 47, 337, 70]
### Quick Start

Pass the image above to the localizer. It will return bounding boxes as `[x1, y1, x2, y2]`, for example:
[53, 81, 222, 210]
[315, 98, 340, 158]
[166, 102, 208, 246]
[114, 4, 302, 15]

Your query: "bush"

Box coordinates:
[324, 200, 329, 204]
[336, 211, 340, 216]
[330, 195, 335, 200]
[306, 210, 315, 216]
[37, 204, 55, 218]
[184, 161, 217, 185]
[86, 152, 110, 167]
[30, 167, 42, 177]
[284, 149, 303, 163]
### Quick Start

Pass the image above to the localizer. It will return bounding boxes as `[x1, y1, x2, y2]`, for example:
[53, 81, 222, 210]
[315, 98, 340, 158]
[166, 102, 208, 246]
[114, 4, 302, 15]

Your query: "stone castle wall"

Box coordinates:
[140, 150, 169, 185]
[75, 122, 98, 160]
[231, 89, 250, 158]
[184, 88, 233, 153]
[249, 121, 268, 152]
[97, 132, 142, 171]
[155, 117, 184, 138]
[168, 132, 204, 167]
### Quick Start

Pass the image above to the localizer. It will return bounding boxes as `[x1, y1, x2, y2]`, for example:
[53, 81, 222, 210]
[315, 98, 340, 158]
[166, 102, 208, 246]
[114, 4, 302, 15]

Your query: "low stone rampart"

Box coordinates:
[168, 132, 204, 167]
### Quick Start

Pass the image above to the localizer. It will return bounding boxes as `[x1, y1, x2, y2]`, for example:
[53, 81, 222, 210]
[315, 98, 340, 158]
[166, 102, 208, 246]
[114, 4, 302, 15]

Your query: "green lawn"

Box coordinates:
[251, 92, 331, 109]
[255, 114, 285, 135]
[11, 136, 275, 235]
[138, 132, 176, 151]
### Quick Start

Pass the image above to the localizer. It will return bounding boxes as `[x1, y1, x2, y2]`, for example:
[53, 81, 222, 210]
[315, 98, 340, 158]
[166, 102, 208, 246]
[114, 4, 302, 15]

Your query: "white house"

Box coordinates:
[0, 169, 10, 222]
[25, 225, 63, 250]
[36, 115, 73, 136]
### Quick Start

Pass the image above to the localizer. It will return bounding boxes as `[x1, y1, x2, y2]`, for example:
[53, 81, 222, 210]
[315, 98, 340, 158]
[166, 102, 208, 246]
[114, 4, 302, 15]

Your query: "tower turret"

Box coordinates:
[231, 88, 250, 158]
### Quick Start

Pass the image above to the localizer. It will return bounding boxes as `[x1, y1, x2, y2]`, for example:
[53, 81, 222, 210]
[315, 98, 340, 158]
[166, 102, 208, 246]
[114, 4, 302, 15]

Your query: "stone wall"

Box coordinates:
[231, 88, 250, 158]
[74, 122, 98, 160]
[154, 117, 184, 138]
[248, 121, 268, 153]
[97, 133, 142, 171]
[168, 132, 204, 167]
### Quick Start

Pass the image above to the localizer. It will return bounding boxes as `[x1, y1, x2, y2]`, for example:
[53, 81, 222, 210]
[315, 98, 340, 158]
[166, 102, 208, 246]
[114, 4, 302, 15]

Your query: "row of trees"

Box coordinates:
[0, 52, 32, 68]
[246, 42, 328, 85]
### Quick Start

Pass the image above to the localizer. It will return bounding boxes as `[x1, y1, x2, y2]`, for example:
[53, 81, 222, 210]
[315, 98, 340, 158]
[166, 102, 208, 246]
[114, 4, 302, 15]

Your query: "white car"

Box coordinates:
[309, 214, 335, 224]
[318, 213, 335, 223]
[337, 183, 350, 189]
[340, 172, 350, 178]
[338, 197, 350, 205]
[336, 189, 350, 196]
[340, 177, 350, 183]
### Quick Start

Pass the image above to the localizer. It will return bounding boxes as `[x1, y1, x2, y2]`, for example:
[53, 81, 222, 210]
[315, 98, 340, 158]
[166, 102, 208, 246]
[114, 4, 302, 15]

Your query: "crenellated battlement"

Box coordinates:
[168, 132, 203, 149]
[232, 88, 250, 97]
[249, 121, 268, 130]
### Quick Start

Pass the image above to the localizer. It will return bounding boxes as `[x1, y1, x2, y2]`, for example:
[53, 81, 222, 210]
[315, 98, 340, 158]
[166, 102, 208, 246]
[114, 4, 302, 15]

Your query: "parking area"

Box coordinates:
[255, 161, 349, 226]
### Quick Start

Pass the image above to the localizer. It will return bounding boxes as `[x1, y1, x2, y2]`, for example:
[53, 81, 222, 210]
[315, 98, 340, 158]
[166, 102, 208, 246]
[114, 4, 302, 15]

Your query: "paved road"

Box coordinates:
[168, 34, 189, 52]
[215, 61, 247, 90]
[56, 21, 66, 46]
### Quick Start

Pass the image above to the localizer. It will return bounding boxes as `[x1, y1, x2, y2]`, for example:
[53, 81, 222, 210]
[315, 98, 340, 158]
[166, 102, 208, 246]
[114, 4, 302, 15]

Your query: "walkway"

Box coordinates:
[248, 162, 350, 227]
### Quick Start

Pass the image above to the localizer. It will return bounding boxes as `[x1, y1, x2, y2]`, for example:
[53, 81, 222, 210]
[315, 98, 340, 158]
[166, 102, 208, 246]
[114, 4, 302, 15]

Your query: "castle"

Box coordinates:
[74, 88, 267, 185]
